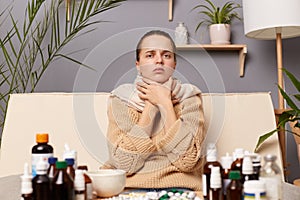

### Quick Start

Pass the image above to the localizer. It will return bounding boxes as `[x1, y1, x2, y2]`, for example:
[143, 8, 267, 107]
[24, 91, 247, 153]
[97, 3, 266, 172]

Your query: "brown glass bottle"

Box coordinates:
[230, 148, 244, 174]
[47, 157, 57, 180]
[226, 170, 243, 200]
[65, 158, 75, 180]
[52, 161, 75, 200]
[221, 153, 233, 200]
[203, 144, 222, 200]
[209, 166, 223, 200]
[31, 133, 53, 177]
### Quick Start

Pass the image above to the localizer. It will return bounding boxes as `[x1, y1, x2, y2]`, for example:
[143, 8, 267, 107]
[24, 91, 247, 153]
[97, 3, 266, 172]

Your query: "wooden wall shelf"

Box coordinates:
[176, 44, 247, 77]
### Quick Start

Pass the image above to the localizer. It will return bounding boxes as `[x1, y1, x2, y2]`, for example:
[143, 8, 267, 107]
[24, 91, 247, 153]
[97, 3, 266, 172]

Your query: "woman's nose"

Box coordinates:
[155, 53, 163, 64]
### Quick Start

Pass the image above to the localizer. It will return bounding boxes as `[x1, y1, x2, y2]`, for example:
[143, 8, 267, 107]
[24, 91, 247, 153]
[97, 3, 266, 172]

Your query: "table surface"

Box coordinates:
[1, 174, 300, 200]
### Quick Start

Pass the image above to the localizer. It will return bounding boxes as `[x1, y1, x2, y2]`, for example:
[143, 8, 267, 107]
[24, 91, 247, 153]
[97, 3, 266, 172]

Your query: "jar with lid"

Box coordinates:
[175, 22, 188, 45]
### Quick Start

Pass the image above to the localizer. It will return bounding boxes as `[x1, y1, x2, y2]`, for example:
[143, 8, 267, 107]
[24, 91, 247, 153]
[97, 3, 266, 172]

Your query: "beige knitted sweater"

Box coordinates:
[102, 94, 206, 193]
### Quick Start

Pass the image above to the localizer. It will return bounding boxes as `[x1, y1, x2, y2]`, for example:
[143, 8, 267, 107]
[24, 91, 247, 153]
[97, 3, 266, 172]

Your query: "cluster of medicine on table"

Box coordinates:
[202, 143, 282, 200]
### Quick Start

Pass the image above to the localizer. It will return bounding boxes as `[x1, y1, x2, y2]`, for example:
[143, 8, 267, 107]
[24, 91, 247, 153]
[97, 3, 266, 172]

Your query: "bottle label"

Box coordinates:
[202, 174, 207, 196]
[260, 176, 282, 200]
[244, 192, 267, 200]
[31, 153, 53, 177]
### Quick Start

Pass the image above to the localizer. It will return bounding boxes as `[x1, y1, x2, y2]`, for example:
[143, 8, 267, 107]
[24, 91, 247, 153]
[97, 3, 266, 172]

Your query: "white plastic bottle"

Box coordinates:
[259, 154, 282, 200]
[20, 163, 33, 200]
[74, 170, 86, 200]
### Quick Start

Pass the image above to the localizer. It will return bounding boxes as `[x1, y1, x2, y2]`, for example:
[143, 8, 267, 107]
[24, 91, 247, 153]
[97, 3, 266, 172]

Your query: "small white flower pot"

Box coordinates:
[209, 24, 231, 45]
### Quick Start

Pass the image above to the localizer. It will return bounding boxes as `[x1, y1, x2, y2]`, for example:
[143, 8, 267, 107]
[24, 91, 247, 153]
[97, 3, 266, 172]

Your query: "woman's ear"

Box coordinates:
[136, 61, 140, 71]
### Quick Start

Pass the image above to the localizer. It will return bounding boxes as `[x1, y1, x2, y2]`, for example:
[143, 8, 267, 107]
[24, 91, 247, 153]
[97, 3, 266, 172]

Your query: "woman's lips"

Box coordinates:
[153, 67, 164, 73]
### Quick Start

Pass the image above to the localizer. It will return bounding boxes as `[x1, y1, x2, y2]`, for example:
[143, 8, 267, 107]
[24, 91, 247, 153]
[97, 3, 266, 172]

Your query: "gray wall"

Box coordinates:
[3, 0, 300, 182]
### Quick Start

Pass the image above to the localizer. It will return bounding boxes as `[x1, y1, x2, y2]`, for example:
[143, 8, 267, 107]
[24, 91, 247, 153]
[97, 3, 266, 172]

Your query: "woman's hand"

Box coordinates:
[137, 80, 172, 107]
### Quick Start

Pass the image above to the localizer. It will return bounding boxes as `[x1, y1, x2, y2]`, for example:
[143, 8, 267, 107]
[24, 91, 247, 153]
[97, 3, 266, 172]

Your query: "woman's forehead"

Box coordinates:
[140, 35, 174, 52]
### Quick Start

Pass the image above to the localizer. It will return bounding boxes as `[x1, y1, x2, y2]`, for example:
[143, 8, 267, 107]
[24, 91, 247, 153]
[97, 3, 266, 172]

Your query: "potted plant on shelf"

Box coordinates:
[255, 69, 300, 156]
[191, 0, 242, 44]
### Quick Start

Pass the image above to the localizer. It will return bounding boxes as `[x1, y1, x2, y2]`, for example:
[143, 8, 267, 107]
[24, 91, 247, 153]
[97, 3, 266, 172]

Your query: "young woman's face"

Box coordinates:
[136, 35, 176, 84]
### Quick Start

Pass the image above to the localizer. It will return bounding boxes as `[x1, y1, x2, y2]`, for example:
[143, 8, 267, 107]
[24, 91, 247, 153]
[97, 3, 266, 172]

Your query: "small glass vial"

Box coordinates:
[31, 133, 53, 177]
[259, 154, 282, 200]
[226, 170, 243, 200]
[209, 166, 222, 200]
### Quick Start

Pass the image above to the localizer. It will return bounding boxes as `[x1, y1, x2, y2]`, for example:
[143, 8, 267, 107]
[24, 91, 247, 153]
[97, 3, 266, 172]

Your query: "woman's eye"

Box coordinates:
[164, 54, 171, 58]
[146, 54, 153, 58]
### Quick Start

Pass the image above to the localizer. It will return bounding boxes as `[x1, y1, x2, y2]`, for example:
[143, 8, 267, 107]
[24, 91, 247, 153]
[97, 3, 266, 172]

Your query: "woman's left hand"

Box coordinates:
[137, 79, 172, 107]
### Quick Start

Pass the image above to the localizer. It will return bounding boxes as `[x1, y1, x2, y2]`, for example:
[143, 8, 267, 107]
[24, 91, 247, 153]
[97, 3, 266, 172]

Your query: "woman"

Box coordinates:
[102, 30, 205, 194]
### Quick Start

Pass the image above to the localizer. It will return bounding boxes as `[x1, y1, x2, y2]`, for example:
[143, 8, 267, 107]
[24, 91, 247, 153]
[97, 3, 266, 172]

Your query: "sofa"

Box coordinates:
[0, 92, 282, 177]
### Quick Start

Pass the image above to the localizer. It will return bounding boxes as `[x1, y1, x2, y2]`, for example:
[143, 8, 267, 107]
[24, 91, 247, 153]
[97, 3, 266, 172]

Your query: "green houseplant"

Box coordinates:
[255, 68, 300, 152]
[0, 0, 125, 137]
[191, 0, 241, 44]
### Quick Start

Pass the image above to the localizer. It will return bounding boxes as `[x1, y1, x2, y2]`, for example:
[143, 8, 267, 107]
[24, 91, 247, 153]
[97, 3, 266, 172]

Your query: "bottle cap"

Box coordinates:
[233, 148, 244, 159]
[48, 157, 58, 165]
[242, 156, 254, 174]
[221, 152, 233, 169]
[36, 133, 49, 143]
[210, 166, 221, 188]
[74, 170, 85, 191]
[206, 143, 217, 162]
[20, 163, 33, 194]
[229, 170, 241, 180]
[65, 158, 75, 166]
[63, 143, 77, 168]
[56, 161, 67, 169]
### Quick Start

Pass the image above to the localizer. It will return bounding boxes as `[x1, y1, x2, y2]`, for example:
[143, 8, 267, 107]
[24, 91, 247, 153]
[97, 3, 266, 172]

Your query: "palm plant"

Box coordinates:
[0, 0, 125, 135]
[191, 0, 241, 33]
[255, 68, 300, 152]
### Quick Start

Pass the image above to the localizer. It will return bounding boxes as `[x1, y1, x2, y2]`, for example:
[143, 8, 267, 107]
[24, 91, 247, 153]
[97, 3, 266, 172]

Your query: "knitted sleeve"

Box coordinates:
[154, 94, 205, 172]
[105, 96, 157, 174]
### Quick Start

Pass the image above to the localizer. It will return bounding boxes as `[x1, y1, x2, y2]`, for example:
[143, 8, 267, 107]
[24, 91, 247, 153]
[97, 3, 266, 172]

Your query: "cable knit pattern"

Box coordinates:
[102, 93, 206, 193]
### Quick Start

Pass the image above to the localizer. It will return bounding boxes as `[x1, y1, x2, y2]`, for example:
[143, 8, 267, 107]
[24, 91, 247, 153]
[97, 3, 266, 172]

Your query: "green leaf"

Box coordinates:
[255, 129, 278, 152]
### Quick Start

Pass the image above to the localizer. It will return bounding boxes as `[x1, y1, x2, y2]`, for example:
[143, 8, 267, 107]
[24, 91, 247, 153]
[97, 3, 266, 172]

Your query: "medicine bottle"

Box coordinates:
[242, 156, 255, 183]
[52, 161, 75, 200]
[220, 153, 233, 199]
[209, 166, 222, 200]
[231, 148, 244, 174]
[21, 163, 33, 200]
[74, 169, 86, 200]
[47, 157, 57, 181]
[226, 170, 243, 200]
[202, 143, 222, 200]
[31, 133, 53, 177]
[78, 165, 93, 200]
[32, 158, 51, 200]
[65, 158, 76, 180]
[252, 155, 261, 180]
[243, 180, 267, 200]
[259, 154, 282, 200]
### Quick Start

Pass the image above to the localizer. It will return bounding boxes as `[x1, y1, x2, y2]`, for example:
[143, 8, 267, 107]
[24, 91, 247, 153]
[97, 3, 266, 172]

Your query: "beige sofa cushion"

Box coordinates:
[0, 92, 282, 177]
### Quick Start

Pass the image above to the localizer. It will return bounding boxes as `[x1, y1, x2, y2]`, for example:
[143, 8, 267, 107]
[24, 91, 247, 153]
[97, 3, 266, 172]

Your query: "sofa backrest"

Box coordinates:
[0, 92, 282, 177]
